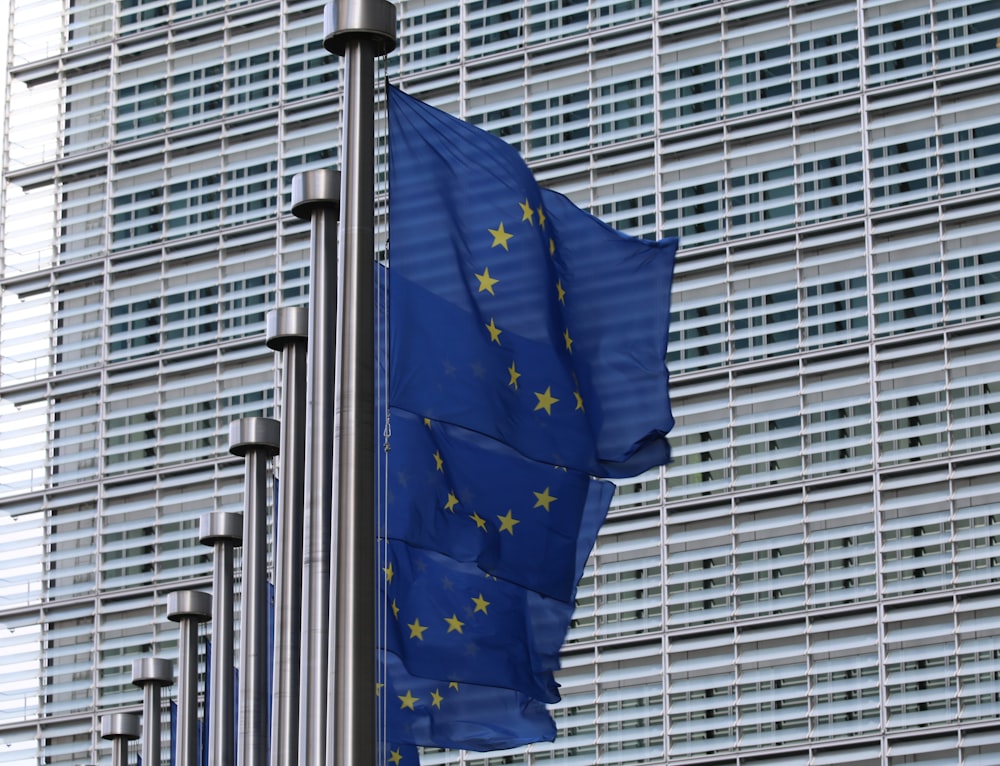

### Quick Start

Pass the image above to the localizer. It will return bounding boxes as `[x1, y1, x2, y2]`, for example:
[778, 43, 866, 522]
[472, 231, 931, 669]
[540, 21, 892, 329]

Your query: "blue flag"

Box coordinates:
[387, 85, 677, 478]
[382, 88, 677, 756]
[381, 650, 555, 752]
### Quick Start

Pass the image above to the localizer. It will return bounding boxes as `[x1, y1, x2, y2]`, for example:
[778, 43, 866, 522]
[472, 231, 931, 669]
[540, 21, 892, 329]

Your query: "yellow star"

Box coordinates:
[433, 450, 443, 472]
[398, 690, 418, 710]
[556, 280, 566, 304]
[485, 317, 502, 344]
[383, 562, 395, 583]
[574, 390, 585, 411]
[470, 511, 487, 530]
[389, 749, 404, 765]
[449, 681, 460, 690]
[534, 387, 559, 415]
[475, 266, 499, 295]
[563, 328, 573, 353]
[471, 593, 490, 614]
[488, 222, 513, 251]
[444, 614, 465, 634]
[408, 618, 428, 640]
[444, 491, 459, 513]
[376, 682, 384, 697]
[519, 199, 534, 223]
[537, 206, 546, 229]
[431, 689, 444, 709]
[507, 361, 521, 390]
[423, 417, 432, 428]
[533, 486, 557, 511]
[549, 237, 556, 256]
[391, 598, 400, 619]
[497, 509, 520, 535]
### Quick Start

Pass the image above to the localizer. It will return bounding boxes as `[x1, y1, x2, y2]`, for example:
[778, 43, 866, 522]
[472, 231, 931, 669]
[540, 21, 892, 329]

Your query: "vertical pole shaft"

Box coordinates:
[142, 684, 159, 763]
[266, 307, 309, 766]
[321, 4, 395, 765]
[293, 169, 341, 766]
[231, 418, 280, 766]
[177, 619, 199, 766]
[168, 591, 211, 766]
[200, 512, 243, 766]
[132, 657, 172, 766]
[329, 36, 377, 766]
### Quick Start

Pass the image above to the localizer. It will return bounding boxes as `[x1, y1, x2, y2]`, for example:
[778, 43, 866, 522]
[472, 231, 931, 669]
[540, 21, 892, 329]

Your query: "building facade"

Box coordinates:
[2, 0, 1000, 764]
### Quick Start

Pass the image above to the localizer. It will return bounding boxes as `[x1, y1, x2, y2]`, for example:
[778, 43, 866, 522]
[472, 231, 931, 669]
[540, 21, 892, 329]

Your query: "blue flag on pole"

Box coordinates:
[383, 87, 677, 756]
[387, 85, 677, 479]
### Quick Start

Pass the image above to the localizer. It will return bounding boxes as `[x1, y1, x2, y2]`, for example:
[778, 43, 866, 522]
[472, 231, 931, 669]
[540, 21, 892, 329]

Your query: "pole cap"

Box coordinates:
[290, 169, 342, 220]
[228, 416, 280, 457]
[323, 0, 397, 56]
[166, 590, 212, 622]
[131, 657, 173, 687]
[266, 306, 309, 350]
[100, 712, 141, 740]
[199, 511, 244, 546]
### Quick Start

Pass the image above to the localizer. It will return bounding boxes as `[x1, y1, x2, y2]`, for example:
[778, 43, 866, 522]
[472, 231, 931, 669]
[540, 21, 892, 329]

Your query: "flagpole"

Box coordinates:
[265, 307, 309, 766]
[292, 168, 341, 766]
[322, 2, 395, 765]
[131, 658, 172, 766]
[167, 590, 211, 766]
[199, 511, 243, 766]
[230, 417, 280, 766]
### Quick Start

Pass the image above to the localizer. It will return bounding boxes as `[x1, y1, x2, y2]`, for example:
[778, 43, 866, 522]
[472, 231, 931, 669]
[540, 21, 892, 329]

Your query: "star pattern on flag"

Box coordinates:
[533, 486, 557, 511]
[488, 222, 513, 250]
[497, 509, 519, 535]
[534, 387, 559, 415]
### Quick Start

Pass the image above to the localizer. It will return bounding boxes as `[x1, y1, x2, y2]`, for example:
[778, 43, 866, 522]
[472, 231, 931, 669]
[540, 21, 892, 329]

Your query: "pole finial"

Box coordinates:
[322, 0, 397, 57]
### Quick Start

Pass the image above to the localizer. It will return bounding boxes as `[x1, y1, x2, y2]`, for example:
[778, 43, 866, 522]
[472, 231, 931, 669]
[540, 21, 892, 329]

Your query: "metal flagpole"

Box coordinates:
[100, 712, 140, 766]
[292, 169, 341, 766]
[167, 589, 212, 766]
[200, 511, 243, 766]
[230, 417, 280, 766]
[131, 657, 172, 766]
[322, 2, 395, 765]
[265, 306, 309, 766]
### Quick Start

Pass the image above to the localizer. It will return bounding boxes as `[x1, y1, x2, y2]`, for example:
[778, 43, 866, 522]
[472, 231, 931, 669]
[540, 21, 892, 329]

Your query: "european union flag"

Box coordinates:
[387, 85, 677, 478]
[381, 650, 555, 752]
[385, 408, 613, 603]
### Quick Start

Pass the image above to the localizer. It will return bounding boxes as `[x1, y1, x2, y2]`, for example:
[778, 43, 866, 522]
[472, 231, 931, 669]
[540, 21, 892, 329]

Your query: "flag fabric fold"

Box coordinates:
[385, 408, 613, 603]
[381, 650, 556, 752]
[381, 537, 564, 703]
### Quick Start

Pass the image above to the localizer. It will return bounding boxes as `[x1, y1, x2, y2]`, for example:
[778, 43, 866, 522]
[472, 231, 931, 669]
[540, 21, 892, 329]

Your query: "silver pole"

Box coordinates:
[101, 712, 141, 766]
[167, 590, 212, 766]
[131, 657, 172, 766]
[323, 4, 395, 766]
[265, 307, 309, 766]
[200, 511, 244, 766]
[230, 417, 280, 766]
[293, 169, 341, 766]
